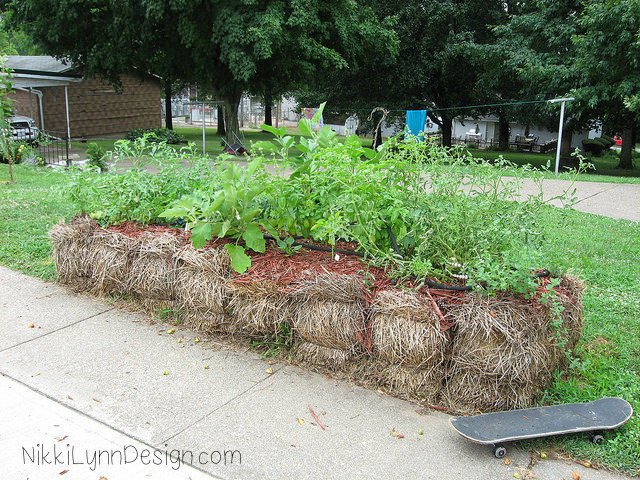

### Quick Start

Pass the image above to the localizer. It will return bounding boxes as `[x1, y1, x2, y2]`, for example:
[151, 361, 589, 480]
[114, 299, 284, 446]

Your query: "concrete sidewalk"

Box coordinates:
[0, 266, 630, 479]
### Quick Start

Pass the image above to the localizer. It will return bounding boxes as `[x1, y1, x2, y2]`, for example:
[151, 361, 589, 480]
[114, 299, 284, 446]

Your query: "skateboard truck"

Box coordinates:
[450, 397, 633, 458]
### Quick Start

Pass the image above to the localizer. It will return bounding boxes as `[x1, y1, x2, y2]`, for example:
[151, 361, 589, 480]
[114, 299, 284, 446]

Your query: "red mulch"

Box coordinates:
[103, 221, 563, 306]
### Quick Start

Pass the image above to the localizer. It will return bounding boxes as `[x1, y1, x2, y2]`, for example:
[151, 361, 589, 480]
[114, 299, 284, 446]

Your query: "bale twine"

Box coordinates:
[226, 280, 293, 335]
[293, 341, 353, 368]
[49, 216, 96, 288]
[88, 229, 133, 295]
[290, 274, 365, 352]
[441, 293, 569, 412]
[128, 232, 181, 300]
[173, 244, 231, 322]
[370, 290, 448, 367]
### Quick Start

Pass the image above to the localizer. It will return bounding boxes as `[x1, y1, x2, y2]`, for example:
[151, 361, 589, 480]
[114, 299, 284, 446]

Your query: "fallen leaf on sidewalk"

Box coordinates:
[67, 395, 73, 400]
[163, 370, 169, 375]
[504, 458, 510, 465]
[92, 398, 101, 403]
[178, 338, 182, 343]
[572, 472, 580, 480]
[265, 368, 274, 374]
[204, 365, 210, 369]
[390, 429, 404, 439]
[29, 324, 34, 328]
[268, 360, 273, 365]
[55, 435, 68, 442]
[167, 328, 175, 334]
[195, 337, 201, 343]
[297, 418, 304, 425]
[59, 470, 68, 475]
[575, 460, 594, 469]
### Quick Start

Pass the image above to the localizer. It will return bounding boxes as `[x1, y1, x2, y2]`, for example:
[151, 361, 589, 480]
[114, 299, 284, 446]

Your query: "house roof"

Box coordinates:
[5, 55, 75, 75]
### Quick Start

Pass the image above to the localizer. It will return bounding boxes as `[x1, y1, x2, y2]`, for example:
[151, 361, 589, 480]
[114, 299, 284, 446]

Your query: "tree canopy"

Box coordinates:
[3, 0, 396, 137]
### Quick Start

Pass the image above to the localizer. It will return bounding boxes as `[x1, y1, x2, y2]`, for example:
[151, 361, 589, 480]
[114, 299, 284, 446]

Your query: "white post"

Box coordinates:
[64, 85, 71, 142]
[555, 101, 566, 176]
[549, 97, 574, 176]
[64, 85, 71, 167]
[202, 102, 206, 155]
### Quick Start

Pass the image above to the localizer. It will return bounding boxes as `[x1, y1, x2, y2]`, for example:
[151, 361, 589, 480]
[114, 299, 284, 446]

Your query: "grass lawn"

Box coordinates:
[1, 162, 639, 472]
[70, 126, 304, 157]
[467, 148, 640, 184]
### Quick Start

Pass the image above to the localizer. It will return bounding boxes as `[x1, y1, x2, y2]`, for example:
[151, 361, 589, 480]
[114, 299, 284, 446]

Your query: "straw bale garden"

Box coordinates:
[2, 110, 639, 472]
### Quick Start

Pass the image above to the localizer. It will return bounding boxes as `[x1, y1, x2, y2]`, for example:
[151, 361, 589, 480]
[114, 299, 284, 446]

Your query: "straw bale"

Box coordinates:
[174, 245, 231, 316]
[290, 273, 364, 302]
[87, 229, 133, 295]
[182, 311, 235, 334]
[383, 363, 443, 402]
[441, 289, 580, 412]
[553, 274, 585, 350]
[370, 290, 448, 367]
[226, 280, 293, 334]
[128, 232, 181, 299]
[291, 298, 365, 350]
[294, 341, 353, 368]
[49, 217, 96, 287]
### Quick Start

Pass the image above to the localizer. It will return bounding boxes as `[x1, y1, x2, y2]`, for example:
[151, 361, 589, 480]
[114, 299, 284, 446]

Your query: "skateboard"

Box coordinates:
[450, 397, 633, 458]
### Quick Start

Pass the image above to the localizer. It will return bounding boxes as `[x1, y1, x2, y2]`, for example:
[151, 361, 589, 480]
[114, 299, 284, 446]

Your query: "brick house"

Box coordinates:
[6, 56, 161, 139]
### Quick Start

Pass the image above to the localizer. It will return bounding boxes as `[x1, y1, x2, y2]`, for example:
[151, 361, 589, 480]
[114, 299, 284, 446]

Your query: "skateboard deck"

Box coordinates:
[450, 397, 632, 456]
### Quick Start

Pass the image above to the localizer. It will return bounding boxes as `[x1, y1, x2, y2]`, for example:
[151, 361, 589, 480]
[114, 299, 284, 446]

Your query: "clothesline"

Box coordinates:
[312, 99, 551, 114]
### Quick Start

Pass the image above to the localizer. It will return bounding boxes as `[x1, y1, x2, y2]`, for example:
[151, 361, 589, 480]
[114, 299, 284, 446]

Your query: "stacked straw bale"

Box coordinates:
[226, 279, 293, 335]
[290, 274, 365, 368]
[49, 216, 97, 289]
[442, 283, 584, 413]
[370, 290, 447, 399]
[173, 245, 234, 333]
[50, 221, 585, 413]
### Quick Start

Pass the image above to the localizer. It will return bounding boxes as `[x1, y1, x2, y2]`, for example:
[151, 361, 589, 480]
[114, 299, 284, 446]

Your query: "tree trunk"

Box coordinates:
[441, 117, 453, 147]
[618, 115, 635, 169]
[222, 93, 241, 140]
[498, 113, 510, 150]
[264, 92, 273, 126]
[217, 105, 225, 136]
[164, 82, 173, 130]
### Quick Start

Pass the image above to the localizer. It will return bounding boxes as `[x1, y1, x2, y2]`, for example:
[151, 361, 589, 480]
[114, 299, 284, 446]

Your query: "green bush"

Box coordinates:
[581, 139, 605, 156]
[86, 142, 107, 172]
[599, 135, 616, 147]
[125, 128, 186, 145]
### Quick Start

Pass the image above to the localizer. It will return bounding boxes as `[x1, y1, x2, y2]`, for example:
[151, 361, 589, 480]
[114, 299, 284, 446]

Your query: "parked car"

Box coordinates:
[8, 116, 39, 144]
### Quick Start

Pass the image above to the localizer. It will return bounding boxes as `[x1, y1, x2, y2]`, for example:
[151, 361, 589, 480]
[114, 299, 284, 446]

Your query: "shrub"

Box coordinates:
[125, 128, 186, 145]
[598, 135, 616, 147]
[0, 142, 26, 164]
[86, 142, 107, 172]
[581, 139, 605, 156]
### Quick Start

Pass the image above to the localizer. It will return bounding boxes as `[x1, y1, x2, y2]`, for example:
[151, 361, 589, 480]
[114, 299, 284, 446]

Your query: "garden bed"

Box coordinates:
[50, 216, 584, 413]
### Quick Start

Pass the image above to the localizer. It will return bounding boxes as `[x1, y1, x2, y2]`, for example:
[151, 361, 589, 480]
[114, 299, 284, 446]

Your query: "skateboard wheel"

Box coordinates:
[493, 445, 507, 458]
[592, 434, 604, 445]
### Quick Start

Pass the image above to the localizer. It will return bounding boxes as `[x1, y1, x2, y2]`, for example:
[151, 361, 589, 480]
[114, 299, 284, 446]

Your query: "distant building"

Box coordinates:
[5, 56, 161, 138]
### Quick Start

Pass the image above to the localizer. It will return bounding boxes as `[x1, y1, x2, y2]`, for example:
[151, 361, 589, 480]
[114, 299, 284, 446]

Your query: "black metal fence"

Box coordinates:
[35, 131, 69, 166]
[11, 129, 70, 166]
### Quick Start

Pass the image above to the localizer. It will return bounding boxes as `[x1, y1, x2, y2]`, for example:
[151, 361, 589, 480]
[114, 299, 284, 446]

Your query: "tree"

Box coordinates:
[296, 0, 506, 147]
[4, 0, 393, 139]
[573, 0, 640, 169]
[493, 0, 600, 160]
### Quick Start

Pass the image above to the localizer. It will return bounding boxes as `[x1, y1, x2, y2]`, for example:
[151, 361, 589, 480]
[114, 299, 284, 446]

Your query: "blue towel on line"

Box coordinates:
[405, 110, 428, 141]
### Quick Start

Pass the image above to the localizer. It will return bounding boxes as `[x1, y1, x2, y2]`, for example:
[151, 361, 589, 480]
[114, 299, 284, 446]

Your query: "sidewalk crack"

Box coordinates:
[0, 307, 115, 353]
[160, 370, 279, 445]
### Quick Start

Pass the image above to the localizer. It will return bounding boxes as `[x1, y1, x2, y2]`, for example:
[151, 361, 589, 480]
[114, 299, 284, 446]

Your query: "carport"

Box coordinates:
[5, 56, 83, 140]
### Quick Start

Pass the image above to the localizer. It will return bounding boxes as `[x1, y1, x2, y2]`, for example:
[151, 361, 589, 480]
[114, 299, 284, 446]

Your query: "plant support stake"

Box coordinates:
[202, 102, 206, 155]
[549, 97, 575, 175]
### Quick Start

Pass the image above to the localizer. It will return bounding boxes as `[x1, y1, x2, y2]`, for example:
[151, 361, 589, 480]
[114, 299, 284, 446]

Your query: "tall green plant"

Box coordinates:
[0, 57, 15, 183]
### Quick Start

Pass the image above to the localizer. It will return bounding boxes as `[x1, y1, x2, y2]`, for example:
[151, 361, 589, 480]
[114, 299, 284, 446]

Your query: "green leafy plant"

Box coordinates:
[160, 157, 272, 273]
[86, 142, 107, 172]
[125, 127, 186, 145]
[250, 322, 293, 358]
